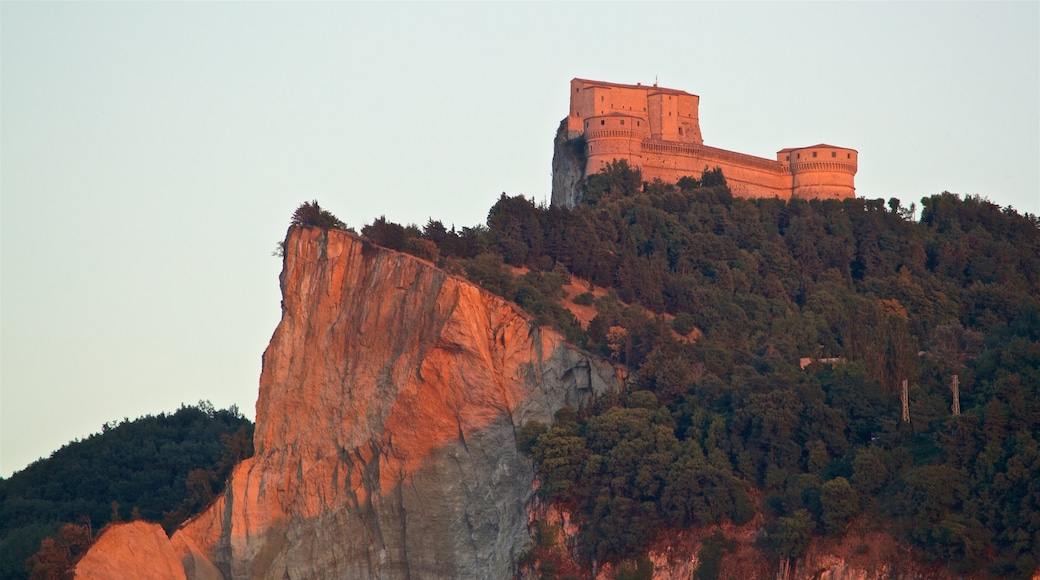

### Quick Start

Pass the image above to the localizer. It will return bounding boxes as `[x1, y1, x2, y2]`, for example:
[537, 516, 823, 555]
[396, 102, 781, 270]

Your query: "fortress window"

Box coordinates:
[620, 120, 624, 125]
[786, 155, 790, 161]
[797, 153, 800, 159]
[601, 120, 605, 125]
[847, 153, 851, 159]
[831, 151, 836, 158]
[812, 151, 817, 158]
[637, 121, 640, 126]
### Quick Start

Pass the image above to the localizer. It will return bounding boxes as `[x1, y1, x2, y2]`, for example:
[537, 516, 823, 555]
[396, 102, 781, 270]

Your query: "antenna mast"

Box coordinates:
[901, 379, 911, 424]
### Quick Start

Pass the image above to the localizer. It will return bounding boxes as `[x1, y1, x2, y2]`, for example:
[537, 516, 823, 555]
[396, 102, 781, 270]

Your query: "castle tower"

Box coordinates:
[583, 113, 649, 176]
[779, 144, 858, 200]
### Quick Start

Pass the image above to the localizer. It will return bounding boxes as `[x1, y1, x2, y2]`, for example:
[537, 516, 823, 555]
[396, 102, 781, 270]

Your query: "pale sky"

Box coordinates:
[2, 2, 1037, 478]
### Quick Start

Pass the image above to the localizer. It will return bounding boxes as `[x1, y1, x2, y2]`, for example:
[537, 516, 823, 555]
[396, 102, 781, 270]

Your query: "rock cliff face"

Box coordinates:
[75, 522, 186, 580]
[550, 121, 585, 208]
[75, 226, 617, 579]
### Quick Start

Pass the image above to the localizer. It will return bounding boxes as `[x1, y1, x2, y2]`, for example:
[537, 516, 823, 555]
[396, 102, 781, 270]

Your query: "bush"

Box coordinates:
[672, 312, 697, 335]
[573, 292, 594, 306]
[517, 421, 547, 455]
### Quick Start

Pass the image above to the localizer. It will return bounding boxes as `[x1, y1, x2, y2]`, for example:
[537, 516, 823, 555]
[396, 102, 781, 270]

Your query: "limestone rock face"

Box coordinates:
[550, 120, 585, 208]
[75, 522, 186, 580]
[76, 226, 616, 580]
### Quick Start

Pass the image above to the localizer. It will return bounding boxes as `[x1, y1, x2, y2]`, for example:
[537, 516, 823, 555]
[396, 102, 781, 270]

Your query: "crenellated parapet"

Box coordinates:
[552, 78, 858, 205]
[583, 113, 649, 175]
[779, 145, 858, 199]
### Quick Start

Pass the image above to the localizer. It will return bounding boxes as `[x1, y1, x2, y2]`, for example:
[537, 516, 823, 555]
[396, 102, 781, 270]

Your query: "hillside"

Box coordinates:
[48, 169, 1040, 579]
[0, 403, 252, 580]
[362, 164, 1040, 578]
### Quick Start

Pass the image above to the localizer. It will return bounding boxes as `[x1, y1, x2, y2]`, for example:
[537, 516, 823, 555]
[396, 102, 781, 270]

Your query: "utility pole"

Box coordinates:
[901, 379, 910, 424]
[951, 375, 961, 416]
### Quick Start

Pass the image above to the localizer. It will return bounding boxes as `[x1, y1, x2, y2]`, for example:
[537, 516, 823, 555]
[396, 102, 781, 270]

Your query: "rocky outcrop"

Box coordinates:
[75, 522, 186, 580]
[76, 226, 617, 579]
[550, 120, 586, 208]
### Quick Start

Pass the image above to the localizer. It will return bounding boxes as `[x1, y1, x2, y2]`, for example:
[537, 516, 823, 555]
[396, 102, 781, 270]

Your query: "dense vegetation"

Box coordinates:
[0, 402, 253, 580]
[359, 162, 1040, 578]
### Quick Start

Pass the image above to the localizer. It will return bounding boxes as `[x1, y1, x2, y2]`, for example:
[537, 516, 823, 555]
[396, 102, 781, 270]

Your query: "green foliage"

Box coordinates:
[573, 292, 594, 306]
[0, 403, 253, 580]
[671, 312, 696, 335]
[290, 200, 347, 230]
[614, 554, 654, 580]
[819, 477, 858, 535]
[361, 216, 413, 251]
[770, 509, 814, 559]
[693, 531, 734, 580]
[518, 421, 548, 455]
[580, 159, 642, 206]
[463, 253, 517, 297]
[699, 166, 727, 188]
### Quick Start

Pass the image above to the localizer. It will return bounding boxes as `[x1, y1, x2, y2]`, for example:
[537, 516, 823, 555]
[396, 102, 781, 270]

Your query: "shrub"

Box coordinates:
[573, 292, 594, 306]
[671, 312, 697, 335]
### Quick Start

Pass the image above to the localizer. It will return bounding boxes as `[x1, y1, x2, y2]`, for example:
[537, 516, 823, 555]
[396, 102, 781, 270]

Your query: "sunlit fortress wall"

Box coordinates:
[564, 78, 857, 200]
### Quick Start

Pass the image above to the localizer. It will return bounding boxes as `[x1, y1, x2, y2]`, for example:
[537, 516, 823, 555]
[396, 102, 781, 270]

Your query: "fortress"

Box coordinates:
[552, 78, 857, 205]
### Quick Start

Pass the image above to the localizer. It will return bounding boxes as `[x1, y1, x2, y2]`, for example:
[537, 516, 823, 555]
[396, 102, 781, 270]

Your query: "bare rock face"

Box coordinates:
[76, 226, 616, 579]
[75, 522, 186, 580]
[550, 120, 585, 208]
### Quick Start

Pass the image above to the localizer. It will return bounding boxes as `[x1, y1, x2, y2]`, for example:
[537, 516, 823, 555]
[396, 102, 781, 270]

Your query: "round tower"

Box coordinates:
[583, 113, 649, 176]
[780, 145, 858, 200]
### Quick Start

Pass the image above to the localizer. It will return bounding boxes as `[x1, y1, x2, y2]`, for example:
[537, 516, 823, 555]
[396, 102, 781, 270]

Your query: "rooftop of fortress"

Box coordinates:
[572, 77, 695, 96]
[552, 78, 859, 205]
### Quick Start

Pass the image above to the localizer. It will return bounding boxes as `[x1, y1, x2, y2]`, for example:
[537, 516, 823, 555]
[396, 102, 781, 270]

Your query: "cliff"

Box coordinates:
[75, 226, 617, 579]
[550, 121, 585, 208]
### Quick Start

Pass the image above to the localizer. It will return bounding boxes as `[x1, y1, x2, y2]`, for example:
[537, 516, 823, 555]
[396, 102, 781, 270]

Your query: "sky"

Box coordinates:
[2, 2, 1037, 478]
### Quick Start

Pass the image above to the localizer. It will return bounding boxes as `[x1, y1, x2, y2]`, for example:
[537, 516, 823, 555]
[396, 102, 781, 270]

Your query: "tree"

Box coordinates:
[771, 509, 814, 559]
[819, 477, 858, 535]
[26, 522, 92, 580]
[290, 200, 347, 230]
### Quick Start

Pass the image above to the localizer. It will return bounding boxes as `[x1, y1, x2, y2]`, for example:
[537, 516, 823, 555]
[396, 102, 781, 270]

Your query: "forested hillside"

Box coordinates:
[0, 402, 253, 580]
[356, 163, 1040, 578]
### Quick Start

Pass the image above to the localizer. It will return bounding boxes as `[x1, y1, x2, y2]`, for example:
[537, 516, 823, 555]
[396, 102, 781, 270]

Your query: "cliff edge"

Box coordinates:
[75, 226, 618, 579]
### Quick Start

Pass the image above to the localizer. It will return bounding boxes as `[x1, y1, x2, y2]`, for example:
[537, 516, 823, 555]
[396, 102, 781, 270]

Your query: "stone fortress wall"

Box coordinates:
[561, 78, 857, 200]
